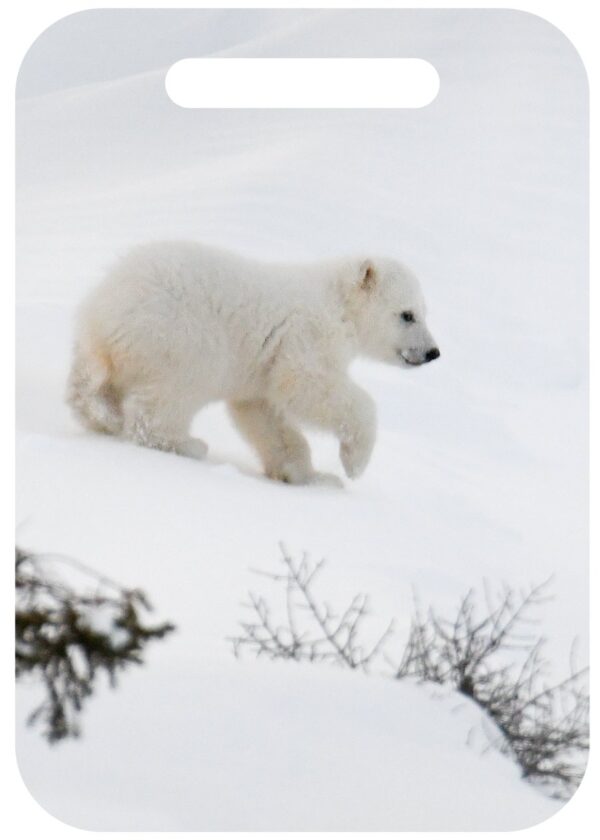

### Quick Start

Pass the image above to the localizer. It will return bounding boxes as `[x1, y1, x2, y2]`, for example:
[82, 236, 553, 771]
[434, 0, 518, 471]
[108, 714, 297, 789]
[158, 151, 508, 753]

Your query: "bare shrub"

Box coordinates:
[16, 547, 175, 743]
[396, 581, 589, 798]
[230, 551, 588, 799]
[229, 546, 393, 670]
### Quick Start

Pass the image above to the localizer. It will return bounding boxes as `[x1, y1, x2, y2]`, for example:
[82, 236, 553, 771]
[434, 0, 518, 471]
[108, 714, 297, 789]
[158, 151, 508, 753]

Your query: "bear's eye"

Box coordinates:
[401, 311, 415, 323]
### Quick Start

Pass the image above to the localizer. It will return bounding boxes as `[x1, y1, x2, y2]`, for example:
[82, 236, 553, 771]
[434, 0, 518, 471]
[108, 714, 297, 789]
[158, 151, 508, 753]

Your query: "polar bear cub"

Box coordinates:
[67, 241, 439, 484]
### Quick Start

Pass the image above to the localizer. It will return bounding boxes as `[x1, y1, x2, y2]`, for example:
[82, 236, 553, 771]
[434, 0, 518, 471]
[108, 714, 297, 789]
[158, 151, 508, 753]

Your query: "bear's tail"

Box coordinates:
[66, 337, 123, 436]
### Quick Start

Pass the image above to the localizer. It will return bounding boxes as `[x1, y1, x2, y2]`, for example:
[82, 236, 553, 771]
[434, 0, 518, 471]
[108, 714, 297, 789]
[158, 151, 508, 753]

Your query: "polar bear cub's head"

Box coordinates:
[348, 257, 440, 368]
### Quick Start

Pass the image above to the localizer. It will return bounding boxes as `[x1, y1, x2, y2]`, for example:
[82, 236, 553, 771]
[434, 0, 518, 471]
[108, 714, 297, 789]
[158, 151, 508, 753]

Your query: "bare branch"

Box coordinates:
[229, 547, 392, 672]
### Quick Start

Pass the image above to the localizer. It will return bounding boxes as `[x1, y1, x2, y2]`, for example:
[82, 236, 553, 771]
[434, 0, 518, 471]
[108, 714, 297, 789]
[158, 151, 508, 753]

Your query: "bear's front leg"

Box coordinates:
[275, 374, 376, 480]
[336, 384, 377, 479]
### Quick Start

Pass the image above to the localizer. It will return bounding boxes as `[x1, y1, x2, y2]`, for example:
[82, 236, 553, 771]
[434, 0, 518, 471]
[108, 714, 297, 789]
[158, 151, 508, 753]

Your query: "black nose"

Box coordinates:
[425, 347, 440, 362]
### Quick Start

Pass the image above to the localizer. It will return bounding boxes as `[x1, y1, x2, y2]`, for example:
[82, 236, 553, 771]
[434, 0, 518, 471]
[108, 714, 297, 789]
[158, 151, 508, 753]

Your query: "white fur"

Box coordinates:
[67, 241, 439, 484]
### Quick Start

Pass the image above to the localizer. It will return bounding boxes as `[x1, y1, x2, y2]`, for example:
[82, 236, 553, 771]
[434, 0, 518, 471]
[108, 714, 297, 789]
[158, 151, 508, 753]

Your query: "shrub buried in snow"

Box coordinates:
[230, 547, 588, 800]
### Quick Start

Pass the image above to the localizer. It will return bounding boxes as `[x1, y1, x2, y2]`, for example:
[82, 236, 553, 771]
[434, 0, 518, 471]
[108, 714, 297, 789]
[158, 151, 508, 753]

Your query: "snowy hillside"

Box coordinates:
[16, 9, 587, 830]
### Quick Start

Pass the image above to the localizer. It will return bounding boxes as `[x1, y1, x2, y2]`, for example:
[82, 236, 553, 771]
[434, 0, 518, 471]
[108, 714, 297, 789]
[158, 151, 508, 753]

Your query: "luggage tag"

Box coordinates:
[16, 8, 588, 831]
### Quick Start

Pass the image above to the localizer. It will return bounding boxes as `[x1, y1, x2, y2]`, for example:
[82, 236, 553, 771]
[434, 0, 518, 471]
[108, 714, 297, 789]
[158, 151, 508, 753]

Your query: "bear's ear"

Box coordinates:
[358, 259, 377, 292]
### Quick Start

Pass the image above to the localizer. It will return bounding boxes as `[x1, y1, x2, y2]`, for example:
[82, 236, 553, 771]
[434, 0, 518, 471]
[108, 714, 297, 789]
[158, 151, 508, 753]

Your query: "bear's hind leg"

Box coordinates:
[122, 390, 207, 459]
[228, 399, 340, 486]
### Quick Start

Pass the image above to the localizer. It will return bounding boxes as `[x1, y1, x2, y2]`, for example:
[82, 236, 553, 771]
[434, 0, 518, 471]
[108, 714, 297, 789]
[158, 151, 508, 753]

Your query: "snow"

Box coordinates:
[17, 660, 556, 832]
[15, 8, 587, 831]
